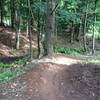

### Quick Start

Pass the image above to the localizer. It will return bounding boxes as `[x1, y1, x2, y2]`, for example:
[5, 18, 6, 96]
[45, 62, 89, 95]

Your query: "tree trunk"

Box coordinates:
[78, 15, 84, 46]
[27, 0, 33, 60]
[83, 4, 88, 50]
[71, 21, 74, 44]
[26, 21, 29, 37]
[10, 0, 15, 28]
[92, 0, 97, 54]
[0, 0, 3, 25]
[45, 0, 55, 55]
[28, 20, 33, 60]
[15, 2, 20, 50]
[37, 6, 41, 58]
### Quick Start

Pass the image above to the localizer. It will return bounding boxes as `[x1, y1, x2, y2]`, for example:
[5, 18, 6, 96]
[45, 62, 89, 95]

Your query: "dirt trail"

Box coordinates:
[39, 65, 58, 100]
[0, 56, 100, 100]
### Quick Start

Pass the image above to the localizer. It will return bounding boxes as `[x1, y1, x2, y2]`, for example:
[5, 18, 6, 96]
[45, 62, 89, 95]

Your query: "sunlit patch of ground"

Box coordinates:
[37, 55, 81, 65]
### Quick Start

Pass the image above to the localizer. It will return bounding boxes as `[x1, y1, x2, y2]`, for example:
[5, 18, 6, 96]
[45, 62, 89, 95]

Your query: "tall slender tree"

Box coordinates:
[83, 4, 88, 50]
[10, 0, 15, 28]
[92, 0, 97, 54]
[15, 0, 21, 50]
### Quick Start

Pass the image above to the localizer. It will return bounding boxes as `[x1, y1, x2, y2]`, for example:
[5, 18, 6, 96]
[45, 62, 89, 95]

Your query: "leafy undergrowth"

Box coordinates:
[0, 58, 29, 83]
[54, 47, 88, 55]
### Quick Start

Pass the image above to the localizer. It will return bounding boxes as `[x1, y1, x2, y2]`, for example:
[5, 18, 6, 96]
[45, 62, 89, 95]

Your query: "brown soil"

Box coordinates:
[0, 26, 37, 57]
[0, 56, 100, 100]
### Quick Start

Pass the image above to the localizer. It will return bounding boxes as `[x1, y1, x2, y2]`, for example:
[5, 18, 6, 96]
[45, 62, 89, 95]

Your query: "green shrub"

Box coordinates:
[15, 59, 26, 65]
[0, 63, 13, 68]
[0, 71, 15, 81]
[54, 47, 87, 55]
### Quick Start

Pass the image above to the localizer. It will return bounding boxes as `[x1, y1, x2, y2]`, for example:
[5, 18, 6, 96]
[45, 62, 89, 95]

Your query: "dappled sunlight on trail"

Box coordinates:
[37, 55, 81, 65]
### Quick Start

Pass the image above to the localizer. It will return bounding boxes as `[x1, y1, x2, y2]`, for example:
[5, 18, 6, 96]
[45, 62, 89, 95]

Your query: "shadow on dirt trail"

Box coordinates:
[0, 61, 100, 100]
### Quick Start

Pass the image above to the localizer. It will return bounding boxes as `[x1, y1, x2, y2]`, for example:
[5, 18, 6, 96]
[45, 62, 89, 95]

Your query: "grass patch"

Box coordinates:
[0, 63, 13, 68]
[0, 68, 25, 82]
[0, 57, 28, 83]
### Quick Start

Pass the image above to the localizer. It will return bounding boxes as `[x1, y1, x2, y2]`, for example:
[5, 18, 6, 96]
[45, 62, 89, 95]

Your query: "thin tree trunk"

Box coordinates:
[37, 6, 41, 58]
[83, 4, 88, 50]
[54, 8, 58, 45]
[28, 21, 33, 60]
[27, 0, 34, 60]
[15, 2, 20, 50]
[55, 20, 58, 43]
[10, 0, 15, 28]
[92, 0, 97, 54]
[78, 15, 83, 46]
[71, 21, 74, 44]
[0, 0, 3, 25]
[92, 15, 96, 54]
[26, 21, 29, 37]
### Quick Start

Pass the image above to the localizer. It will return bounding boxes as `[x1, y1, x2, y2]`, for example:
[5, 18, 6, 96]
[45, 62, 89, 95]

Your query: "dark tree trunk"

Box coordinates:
[78, 15, 83, 46]
[10, 0, 15, 28]
[28, 20, 33, 60]
[44, 0, 55, 55]
[83, 4, 88, 50]
[37, 7, 41, 58]
[0, 0, 4, 25]
[71, 21, 74, 44]
[27, 0, 34, 60]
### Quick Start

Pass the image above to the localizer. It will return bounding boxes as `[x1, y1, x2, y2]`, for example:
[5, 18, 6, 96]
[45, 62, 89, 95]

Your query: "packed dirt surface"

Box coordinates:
[0, 55, 100, 100]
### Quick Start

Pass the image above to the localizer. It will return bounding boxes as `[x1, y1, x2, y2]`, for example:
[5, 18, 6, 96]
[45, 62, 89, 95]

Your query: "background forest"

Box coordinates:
[0, 0, 100, 100]
[0, 0, 100, 58]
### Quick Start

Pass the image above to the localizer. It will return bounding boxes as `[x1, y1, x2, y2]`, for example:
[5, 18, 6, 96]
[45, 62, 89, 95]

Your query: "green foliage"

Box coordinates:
[0, 70, 15, 81]
[54, 47, 87, 55]
[10, 48, 17, 56]
[15, 59, 26, 65]
[0, 58, 28, 82]
[0, 63, 13, 68]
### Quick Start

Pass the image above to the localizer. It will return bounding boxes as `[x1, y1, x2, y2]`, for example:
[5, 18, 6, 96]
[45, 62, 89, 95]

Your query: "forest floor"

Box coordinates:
[0, 55, 100, 100]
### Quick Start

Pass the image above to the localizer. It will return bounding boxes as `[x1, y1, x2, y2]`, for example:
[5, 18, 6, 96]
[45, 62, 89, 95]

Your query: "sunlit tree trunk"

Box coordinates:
[15, 1, 20, 50]
[92, 0, 97, 54]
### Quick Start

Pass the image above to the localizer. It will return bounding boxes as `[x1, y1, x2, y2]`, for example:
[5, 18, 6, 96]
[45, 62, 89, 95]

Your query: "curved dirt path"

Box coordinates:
[26, 63, 62, 100]
[0, 55, 100, 100]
